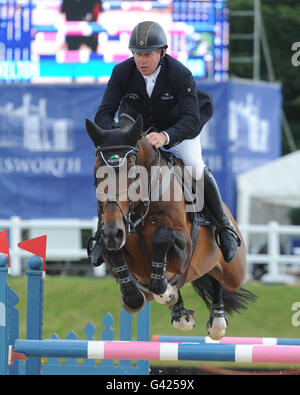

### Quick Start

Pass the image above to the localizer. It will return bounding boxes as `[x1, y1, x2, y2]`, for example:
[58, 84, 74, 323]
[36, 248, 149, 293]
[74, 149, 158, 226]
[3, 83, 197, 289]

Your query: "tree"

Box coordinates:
[229, 0, 300, 154]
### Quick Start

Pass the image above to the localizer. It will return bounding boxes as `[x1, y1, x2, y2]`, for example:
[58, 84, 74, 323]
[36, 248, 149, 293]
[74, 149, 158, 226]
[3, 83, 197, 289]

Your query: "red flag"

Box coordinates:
[0, 229, 10, 268]
[18, 235, 47, 273]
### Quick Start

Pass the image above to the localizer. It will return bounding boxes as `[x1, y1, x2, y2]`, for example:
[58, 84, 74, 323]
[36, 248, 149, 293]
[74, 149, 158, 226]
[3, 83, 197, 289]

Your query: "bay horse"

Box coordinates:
[85, 114, 256, 340]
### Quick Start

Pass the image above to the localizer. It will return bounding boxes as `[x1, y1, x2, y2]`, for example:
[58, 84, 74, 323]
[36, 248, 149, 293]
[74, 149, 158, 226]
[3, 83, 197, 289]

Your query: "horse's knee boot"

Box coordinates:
[149, 261, 168, 295]
[149, 226, 175, 295]
[119, 279, 146, 313]
[113, 266, 145, 312]
[103, 249, 145, 312]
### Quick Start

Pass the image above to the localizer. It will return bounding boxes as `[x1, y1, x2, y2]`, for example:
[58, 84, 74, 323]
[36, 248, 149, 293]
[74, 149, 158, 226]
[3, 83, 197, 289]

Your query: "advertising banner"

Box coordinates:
[0, 81, 281, 218]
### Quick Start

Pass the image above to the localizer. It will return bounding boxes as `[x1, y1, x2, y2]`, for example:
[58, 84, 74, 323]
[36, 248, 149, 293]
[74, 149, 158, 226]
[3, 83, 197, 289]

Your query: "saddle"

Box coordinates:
[159, 148, 212, 227]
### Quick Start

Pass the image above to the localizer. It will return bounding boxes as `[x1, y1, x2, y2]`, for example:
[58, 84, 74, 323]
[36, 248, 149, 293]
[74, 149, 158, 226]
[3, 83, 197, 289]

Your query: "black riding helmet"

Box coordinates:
[129, 21, 168, 53]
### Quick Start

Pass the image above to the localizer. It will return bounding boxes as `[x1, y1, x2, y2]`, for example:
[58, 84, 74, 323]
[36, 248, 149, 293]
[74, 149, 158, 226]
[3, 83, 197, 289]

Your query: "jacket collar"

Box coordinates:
[133, 67, 148, 100]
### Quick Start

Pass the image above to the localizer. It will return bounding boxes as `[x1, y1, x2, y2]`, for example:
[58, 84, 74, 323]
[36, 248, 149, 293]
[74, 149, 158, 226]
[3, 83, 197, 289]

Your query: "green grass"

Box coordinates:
[8, 275, 300, 370]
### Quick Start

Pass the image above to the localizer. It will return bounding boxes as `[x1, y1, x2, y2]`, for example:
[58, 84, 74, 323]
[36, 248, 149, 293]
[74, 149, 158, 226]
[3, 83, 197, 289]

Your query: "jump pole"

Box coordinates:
[12, 340, 300, 364]
[153, 335, 300, 346]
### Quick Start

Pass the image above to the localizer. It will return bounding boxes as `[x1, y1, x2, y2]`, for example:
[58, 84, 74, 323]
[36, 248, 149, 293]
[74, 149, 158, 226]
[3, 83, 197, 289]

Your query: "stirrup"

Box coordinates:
[214, 225, 241, 250]
[87, 236, 98, 257]
[87, 236, 103, 267]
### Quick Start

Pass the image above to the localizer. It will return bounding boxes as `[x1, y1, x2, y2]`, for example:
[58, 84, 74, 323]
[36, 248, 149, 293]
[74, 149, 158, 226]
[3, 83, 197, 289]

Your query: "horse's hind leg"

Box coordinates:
[169, 290, 196, 331]
[101, 244, 145, 313]
[149, 226, 176, 295]
[206, 277, 228, 340]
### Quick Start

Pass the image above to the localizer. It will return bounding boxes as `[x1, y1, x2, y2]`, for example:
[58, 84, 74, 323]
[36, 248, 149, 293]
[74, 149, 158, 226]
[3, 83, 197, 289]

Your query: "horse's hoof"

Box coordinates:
[121, 291, 146, 314]
[206, 316, 227, 340]
[153, 284, 179, 306]
[172, 310, 196, 331]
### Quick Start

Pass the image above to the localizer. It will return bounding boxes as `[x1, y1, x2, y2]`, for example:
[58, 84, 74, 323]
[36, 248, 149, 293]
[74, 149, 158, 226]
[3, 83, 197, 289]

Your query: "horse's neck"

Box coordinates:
[118, 113, 136, 130]
[138, 138, 162, 169]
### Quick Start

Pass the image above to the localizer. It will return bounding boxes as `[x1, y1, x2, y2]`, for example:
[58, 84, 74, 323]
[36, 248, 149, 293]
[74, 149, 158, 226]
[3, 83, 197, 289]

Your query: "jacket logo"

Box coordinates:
[161, 92, 174, 101]
[126, 93, 139, 100]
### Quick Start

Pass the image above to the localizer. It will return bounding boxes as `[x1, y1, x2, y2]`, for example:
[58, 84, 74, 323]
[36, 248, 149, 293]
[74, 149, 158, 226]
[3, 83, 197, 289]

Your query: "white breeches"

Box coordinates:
[170, 134, 205, 180]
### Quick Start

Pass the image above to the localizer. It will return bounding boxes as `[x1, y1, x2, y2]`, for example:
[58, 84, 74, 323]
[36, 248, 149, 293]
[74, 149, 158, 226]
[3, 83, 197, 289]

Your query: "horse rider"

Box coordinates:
[89, 21, 240, 266]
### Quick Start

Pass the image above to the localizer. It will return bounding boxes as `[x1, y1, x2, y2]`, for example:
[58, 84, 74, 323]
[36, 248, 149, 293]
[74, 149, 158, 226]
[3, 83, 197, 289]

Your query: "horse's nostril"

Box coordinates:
[116, 229, 124, 241]
[103, 226, 125, 250]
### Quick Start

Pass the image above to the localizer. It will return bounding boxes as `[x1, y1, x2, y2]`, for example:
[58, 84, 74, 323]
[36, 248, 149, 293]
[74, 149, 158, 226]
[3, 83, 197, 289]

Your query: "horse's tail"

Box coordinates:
[191, 274, 257, 315]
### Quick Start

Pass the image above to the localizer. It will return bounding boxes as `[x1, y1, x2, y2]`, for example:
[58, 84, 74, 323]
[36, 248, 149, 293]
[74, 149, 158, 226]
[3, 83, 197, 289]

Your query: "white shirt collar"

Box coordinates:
[143, 66, 161, 97]
[143, 65, 161, 83]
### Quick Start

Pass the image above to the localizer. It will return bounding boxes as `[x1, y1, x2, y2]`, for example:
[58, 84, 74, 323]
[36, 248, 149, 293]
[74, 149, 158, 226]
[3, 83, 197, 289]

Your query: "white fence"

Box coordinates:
[0, 216, 105, 277]
[240, 221, 300, 283]
[1, 217, 300, 283]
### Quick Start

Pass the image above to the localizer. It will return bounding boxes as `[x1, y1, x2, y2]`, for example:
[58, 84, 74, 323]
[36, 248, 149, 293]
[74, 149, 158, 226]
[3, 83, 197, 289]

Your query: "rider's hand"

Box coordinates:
[146, 132, 167, 148]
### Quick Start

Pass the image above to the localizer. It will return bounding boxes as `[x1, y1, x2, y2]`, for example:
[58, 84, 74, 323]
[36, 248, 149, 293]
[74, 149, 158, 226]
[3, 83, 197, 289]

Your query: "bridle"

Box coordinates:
[95, 142, 161, 235]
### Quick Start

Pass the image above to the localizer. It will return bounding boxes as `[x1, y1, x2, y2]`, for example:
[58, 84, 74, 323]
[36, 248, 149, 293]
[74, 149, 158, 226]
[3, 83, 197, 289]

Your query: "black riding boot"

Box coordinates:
[87, 220, 104, 266]
[203, 167, 240, 263]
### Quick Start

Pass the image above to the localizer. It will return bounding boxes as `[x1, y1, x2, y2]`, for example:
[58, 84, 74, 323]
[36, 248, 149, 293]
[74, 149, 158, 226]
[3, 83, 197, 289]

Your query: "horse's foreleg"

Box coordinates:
[148, 226, 175, 295]
[101, 243, 146, 313]
[206, 277, 228, 340]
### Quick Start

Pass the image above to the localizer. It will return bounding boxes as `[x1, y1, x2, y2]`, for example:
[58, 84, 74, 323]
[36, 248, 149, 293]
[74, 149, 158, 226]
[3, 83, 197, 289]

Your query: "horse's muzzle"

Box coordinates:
[103, 221, 126, 251]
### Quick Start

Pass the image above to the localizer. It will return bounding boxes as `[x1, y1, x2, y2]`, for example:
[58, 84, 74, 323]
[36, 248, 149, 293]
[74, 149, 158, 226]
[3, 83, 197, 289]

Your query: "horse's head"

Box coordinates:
[85, 115, 146, 251]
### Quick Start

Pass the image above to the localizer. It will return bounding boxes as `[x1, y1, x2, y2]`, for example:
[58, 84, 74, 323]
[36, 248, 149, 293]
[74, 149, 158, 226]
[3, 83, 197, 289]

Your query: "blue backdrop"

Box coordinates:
[0, 80, 281, 219]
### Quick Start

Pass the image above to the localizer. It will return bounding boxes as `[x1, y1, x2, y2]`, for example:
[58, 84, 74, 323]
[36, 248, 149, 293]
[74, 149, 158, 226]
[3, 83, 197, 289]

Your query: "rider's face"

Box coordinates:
[133, 50, 162, 76]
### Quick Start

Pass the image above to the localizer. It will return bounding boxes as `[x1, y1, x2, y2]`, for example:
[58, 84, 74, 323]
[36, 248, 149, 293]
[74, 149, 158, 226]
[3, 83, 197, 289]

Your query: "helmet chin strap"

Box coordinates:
[159, 48, 166, 63]
[161, 47, 167, 56]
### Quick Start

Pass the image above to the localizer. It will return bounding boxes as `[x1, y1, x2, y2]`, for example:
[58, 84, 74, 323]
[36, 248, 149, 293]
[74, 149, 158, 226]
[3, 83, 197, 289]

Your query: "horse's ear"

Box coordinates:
[126, 114, 143, 145]
[85, 119, 105, 147]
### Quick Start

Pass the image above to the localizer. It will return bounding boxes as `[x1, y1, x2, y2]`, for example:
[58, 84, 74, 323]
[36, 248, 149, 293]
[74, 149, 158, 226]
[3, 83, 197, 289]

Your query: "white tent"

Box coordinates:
[236, 150, 300, 225]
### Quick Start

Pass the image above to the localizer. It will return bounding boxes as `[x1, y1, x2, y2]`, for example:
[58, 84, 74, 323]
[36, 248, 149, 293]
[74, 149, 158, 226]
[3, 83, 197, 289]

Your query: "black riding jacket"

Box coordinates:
[95, 54, 208, 148]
